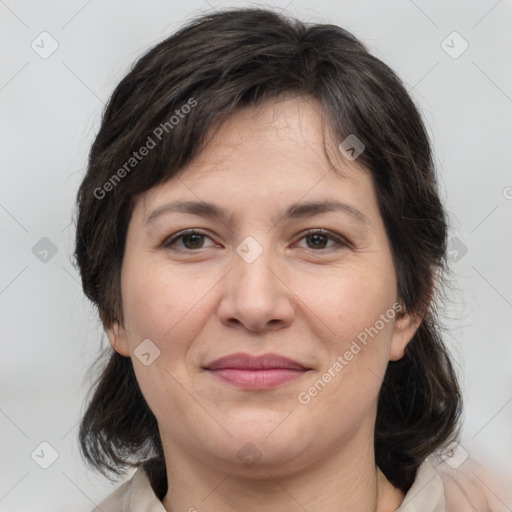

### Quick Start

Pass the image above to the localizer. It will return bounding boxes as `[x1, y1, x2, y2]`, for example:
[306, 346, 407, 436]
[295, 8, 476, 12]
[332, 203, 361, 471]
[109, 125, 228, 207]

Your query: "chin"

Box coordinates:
[202, 418, 314, 472]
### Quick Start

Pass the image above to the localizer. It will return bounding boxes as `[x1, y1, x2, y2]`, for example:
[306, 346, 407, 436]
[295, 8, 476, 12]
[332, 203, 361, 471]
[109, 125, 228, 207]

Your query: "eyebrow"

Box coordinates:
[145, 199, 368, 226]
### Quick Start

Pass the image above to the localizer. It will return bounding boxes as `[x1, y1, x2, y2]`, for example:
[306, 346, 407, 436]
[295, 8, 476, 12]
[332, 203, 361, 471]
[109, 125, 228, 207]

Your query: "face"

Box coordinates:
[108, 95, 419, 477]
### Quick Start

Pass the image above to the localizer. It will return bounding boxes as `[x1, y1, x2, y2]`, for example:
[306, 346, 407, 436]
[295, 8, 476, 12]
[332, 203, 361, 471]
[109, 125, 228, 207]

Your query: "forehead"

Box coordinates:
[184, 95, 350, 174]
[137, 95, 373, 219]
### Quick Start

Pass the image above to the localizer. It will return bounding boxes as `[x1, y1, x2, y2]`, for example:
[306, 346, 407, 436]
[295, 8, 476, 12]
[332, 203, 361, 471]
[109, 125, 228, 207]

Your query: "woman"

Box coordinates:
[74, 7, 508, 511]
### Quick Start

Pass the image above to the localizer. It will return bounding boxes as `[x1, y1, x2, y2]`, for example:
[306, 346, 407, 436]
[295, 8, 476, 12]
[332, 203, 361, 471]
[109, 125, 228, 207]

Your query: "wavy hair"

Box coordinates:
[74, 7, 462, 497]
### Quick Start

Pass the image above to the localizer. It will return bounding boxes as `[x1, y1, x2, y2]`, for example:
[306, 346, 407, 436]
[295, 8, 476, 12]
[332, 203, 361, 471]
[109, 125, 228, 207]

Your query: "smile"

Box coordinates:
[207, 368, 307, 389]
[203, 352, 310, 390]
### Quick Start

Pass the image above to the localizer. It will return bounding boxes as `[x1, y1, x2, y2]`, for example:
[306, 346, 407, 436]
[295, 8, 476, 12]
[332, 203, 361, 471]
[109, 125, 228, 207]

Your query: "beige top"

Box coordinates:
[92, 456, 511, 512]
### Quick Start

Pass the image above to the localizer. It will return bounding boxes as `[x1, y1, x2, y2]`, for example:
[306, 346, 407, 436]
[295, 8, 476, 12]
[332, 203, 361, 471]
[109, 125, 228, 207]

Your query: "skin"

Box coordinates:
[107, 94, 421, 512]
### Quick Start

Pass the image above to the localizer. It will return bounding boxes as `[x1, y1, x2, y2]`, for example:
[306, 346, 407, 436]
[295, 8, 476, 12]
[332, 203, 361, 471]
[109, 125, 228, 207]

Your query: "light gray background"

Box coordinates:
[1, 0, 511, 510]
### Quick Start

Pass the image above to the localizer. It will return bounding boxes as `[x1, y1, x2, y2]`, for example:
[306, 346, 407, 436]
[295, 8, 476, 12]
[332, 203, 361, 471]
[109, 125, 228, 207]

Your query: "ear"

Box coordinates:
[389, 307, 422, 362]
[106, 321, 131, 357]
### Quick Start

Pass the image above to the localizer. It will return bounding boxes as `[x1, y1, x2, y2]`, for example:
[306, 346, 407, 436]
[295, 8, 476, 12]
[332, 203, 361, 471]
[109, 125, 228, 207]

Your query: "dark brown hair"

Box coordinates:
[74, 7, 462, 497]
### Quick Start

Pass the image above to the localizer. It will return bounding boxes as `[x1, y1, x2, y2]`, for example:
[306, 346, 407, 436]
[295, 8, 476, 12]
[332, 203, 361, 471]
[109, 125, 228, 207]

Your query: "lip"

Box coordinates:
[203, 353, 310, 390]
[205, 353, 308, 371]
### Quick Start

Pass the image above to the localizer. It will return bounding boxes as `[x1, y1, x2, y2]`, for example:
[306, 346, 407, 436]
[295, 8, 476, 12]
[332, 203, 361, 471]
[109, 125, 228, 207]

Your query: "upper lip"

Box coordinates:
[204, 353, 309, 371]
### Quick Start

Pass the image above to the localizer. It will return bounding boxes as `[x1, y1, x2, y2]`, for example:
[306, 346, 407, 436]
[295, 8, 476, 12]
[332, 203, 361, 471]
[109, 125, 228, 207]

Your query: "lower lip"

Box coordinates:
[207, 368, 307, 389]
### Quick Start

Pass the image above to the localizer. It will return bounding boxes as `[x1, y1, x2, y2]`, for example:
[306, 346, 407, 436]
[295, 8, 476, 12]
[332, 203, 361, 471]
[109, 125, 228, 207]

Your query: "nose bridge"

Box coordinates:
[217, 234, 294, 331]
[233, 234, 277, 295]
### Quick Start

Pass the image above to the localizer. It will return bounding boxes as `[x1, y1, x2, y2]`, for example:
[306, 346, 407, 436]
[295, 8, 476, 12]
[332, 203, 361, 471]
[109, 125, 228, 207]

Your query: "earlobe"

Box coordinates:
[389, 311, 422, 362]
[106, 322, 131, 357]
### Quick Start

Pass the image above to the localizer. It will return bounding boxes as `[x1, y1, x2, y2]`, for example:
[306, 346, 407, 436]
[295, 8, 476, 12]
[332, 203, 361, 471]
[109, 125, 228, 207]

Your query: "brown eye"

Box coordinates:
[305, 233, 329, 249]
[296, 229, 348, 251]
[163, 230, 216, 251]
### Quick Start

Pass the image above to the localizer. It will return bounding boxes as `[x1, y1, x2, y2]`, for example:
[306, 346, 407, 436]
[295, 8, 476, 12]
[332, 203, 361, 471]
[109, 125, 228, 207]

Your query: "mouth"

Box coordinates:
[203, 353, 311, 390]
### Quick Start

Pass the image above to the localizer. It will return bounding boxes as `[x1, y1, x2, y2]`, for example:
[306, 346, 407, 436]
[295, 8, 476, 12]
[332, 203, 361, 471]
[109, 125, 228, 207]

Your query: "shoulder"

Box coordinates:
[433, 454, 512, 512]
[89, 466, 166, 512]
[89, 477, 131, 512]
[398, 452, 512, 512]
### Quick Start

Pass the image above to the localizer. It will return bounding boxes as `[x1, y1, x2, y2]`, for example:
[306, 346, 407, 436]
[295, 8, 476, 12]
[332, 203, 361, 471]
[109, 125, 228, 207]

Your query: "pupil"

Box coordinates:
[308, 234, 327, 248]
[184, 234, 203, 248]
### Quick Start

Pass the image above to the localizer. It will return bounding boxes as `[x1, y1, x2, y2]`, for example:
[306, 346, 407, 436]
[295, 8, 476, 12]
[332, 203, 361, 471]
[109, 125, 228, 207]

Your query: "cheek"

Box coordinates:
[299, 264, 397, 353]
[291, 264, 397, 415]
[121, 260, 216, 360]
[121, 262, 213, 425]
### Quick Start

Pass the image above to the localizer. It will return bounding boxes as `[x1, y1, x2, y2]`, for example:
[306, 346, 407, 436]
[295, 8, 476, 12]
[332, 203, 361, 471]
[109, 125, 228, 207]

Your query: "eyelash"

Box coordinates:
[162, 228, 350, 253]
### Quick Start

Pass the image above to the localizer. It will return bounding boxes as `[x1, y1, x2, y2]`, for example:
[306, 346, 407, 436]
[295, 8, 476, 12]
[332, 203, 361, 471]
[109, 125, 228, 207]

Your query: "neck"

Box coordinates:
[160, 431, 404, 512]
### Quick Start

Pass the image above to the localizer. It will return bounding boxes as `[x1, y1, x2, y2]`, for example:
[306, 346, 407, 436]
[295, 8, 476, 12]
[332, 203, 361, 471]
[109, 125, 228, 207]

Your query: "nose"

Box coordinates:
[216, 240, 295, 333]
